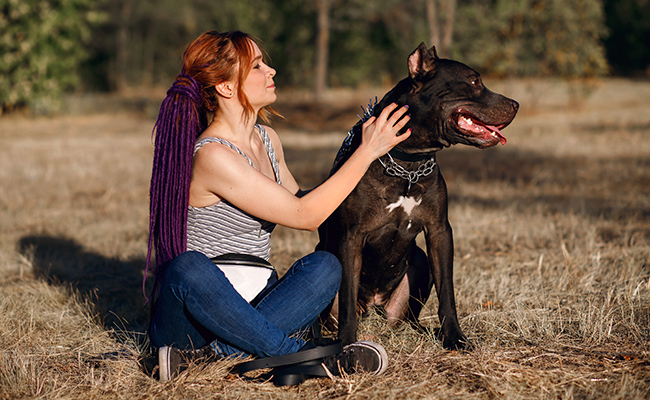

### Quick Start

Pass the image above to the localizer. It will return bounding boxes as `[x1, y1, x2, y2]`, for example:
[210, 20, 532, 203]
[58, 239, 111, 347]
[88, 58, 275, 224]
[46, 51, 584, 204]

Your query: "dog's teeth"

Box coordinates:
[462, 116, 473, 125]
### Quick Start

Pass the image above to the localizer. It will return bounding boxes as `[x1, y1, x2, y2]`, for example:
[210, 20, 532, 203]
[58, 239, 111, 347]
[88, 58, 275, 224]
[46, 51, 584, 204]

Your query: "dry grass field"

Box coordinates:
[1, 78, 649, 399]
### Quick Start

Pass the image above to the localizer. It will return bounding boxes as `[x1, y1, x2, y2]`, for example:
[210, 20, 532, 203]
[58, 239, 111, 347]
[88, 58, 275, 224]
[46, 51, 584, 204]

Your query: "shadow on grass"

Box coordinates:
[16, 235, 151, 336]
[437, 147, 650, 223]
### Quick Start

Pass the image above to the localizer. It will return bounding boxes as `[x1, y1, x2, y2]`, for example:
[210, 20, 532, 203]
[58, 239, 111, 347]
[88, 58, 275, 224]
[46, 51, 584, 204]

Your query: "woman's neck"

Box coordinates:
[201, 104, 258, 143]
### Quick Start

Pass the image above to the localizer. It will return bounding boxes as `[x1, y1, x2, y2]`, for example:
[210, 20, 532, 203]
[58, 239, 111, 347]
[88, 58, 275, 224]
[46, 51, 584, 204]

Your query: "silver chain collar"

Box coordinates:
[378, 153, 437, 194]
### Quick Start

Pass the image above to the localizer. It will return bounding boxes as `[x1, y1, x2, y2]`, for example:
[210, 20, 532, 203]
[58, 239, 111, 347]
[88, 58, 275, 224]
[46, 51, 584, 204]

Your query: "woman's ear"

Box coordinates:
[216, 82, 235, 98]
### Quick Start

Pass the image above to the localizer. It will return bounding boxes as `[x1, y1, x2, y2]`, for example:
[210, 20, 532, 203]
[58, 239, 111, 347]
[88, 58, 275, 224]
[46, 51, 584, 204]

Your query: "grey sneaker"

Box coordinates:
[158, 345, 220, 381]
[323, 340, 388, 376]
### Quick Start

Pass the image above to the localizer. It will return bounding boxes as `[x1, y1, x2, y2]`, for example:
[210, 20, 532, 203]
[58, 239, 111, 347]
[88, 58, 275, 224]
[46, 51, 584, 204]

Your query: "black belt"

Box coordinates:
[211, 253, 273, 269]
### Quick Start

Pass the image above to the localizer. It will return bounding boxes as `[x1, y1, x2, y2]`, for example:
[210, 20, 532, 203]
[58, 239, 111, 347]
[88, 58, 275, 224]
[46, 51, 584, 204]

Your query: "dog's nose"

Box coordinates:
[511, 100, 519, 112]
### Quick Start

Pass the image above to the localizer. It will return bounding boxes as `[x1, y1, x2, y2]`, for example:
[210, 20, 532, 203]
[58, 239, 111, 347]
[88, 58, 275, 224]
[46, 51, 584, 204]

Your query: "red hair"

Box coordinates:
[182, 30, 278, 123]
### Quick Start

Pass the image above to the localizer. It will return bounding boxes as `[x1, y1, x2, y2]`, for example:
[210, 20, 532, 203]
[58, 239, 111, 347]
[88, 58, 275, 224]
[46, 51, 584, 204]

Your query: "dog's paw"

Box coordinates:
[442, 334, 471, 351]
[433, 327, 470, 351]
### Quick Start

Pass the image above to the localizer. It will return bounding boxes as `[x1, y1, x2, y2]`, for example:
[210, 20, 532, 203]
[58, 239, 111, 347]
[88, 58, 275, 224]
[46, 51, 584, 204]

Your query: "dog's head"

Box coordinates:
[383, 43, 519, 151]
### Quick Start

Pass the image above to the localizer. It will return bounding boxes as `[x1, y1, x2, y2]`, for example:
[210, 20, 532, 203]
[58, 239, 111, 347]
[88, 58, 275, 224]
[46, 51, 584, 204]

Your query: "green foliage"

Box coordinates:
[87, 0, 432, 90]
[248, 0, 316, 88]
[327, 0, 426, 87]
[0, 0, 103, 112]
[91, 0, 287, 89]
[453, 0, 609, 78]
[1, 0, 621, 112]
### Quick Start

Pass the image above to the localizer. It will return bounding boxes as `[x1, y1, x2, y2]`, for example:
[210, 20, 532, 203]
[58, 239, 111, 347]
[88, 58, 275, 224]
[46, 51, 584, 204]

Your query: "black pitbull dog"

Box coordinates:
[317, 43, 518, 349]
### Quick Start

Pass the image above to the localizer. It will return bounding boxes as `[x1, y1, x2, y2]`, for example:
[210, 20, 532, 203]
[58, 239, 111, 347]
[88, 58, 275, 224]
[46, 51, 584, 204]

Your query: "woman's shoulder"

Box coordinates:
[195, 138, 237, 156]
[194, 139, 251, 171]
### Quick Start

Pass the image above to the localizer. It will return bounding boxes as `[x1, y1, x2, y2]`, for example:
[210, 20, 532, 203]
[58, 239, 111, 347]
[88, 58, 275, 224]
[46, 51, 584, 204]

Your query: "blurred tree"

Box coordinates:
[115, 0, 131, 91]
[453, 0, 609, 78]
[326, 0, 428, 87]
[314, 0, 331, 101]
[0, 0, 103, 113]
[426, 0, 456, 58]
[603, 0, 650, 76]
[88, 0, 286, 90]
[88, 0, 428, 93]
[250, 0, 316, 89]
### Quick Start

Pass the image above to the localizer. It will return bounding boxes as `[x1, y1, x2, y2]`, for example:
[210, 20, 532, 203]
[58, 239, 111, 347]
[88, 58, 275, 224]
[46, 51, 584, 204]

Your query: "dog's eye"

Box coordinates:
[470, 78, 481, 86]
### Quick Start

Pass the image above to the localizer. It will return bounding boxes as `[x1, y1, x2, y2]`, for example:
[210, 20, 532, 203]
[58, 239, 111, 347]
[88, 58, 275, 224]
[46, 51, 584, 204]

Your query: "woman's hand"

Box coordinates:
[359, 103, 411, 160]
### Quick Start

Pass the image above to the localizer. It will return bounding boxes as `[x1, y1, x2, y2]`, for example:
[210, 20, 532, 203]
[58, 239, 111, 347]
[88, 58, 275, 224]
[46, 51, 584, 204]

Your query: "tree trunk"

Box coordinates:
[314, 0, 331, 102]
[116, 0, 132, 92]
[426, 0, 439, 49]
[440, 0, 456, 57]
[425, 0, 456, 58]
[142, 23, 159, 87]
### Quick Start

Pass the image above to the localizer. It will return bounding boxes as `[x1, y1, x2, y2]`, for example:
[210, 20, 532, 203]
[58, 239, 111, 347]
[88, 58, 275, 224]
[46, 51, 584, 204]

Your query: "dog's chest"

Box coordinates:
[344, 166, 436, 234]
[357, 191, 428, 269]
[353, 190, 429, 237]
[384, 195, 424, 230]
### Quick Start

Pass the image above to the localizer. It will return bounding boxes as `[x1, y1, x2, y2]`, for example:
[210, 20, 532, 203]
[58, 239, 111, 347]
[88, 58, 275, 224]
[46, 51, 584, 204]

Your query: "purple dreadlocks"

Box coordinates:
[144, 72, 207, 299]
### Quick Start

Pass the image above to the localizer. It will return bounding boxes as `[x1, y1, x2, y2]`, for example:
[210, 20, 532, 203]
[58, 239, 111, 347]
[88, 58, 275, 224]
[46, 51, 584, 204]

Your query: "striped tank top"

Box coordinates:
[186, 124, 282, 260]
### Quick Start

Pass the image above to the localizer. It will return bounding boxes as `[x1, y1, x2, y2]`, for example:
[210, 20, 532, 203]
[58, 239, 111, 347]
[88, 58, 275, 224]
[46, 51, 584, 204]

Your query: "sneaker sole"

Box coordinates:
[345, 340, 388, 375]
[158, 346, 172, 381]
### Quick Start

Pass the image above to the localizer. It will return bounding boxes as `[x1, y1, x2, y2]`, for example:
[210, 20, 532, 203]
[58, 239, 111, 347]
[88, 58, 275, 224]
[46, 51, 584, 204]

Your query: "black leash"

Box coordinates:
[236, 339, 343, 386]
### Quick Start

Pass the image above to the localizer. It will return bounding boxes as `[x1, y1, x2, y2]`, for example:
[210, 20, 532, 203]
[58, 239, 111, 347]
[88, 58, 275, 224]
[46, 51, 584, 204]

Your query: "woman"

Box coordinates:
[145, 30, 410, 381]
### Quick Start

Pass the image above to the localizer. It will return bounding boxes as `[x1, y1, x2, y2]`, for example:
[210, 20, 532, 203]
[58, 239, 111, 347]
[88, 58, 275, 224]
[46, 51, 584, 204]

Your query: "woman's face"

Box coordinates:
[241, 42, 276, 110]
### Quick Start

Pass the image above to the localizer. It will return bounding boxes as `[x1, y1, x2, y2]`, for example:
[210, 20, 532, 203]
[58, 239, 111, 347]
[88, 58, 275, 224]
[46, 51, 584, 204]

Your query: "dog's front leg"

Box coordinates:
[425, 221, 467, 350]
[337, 235, 364, 345]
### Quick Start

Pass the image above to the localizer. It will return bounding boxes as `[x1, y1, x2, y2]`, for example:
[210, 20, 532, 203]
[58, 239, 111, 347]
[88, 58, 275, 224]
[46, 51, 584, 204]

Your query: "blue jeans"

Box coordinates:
[149, 250, 341, 358]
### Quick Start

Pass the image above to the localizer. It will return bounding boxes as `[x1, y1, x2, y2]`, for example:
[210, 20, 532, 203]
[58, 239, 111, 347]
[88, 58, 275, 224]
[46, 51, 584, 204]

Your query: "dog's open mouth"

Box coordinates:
[452, 109, 508, 146]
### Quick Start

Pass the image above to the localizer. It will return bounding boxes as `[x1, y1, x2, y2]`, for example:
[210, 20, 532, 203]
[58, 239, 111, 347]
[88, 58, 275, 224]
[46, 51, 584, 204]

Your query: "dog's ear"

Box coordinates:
[430, 46, 439, 59]
[408, 42, 437, 81]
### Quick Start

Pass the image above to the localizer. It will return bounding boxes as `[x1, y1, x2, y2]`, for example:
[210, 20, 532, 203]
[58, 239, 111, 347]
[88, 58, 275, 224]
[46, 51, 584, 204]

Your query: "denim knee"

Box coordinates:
[309, 250, 342, 295]
[316, 250, 342, 277]
[161, 251, 214, 288]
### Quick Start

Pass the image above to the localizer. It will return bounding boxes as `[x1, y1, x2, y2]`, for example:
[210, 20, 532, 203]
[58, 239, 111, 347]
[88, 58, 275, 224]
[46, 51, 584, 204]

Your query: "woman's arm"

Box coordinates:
[263, 125, 301, 196]
[192, 103, 410, 231]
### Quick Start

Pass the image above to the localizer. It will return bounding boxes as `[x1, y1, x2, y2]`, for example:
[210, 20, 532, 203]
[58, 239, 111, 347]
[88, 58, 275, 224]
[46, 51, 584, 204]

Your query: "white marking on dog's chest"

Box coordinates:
[386, 196, 422, 216]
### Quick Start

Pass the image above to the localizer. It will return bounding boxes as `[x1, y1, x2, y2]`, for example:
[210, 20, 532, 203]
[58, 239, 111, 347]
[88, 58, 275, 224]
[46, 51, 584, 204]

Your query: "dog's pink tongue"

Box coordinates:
[486, 124, 507, 145]
[459, 116, 508, 145]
